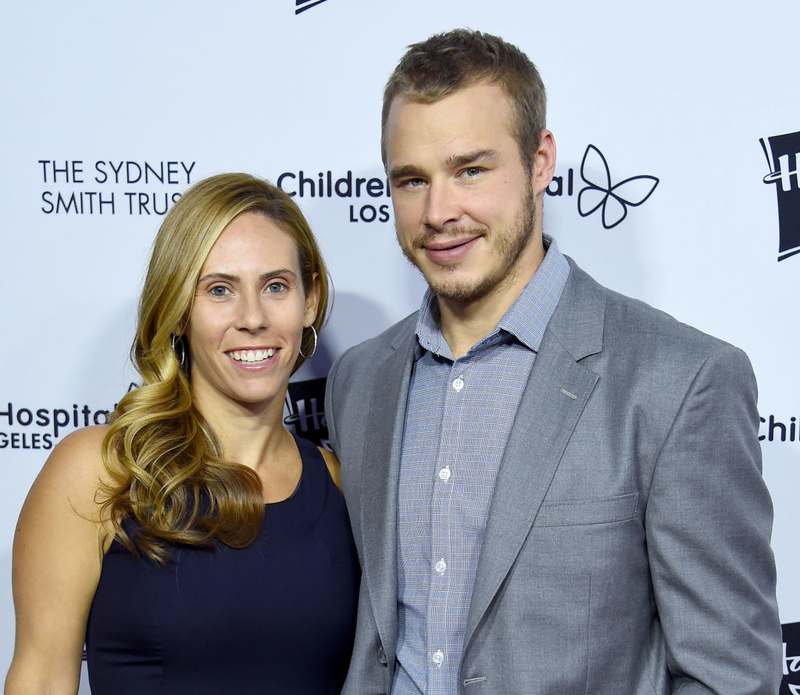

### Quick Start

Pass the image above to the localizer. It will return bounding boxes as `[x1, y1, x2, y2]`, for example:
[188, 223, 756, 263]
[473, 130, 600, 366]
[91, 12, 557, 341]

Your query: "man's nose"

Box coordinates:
[422, 181, 461, 229]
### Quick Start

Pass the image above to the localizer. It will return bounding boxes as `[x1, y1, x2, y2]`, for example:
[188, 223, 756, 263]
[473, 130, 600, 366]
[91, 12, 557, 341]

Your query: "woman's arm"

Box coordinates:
[5, 426, 113, 695]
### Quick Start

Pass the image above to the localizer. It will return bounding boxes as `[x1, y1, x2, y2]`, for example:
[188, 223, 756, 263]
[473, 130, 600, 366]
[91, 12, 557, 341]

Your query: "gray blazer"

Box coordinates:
[325, 258, 782, 694]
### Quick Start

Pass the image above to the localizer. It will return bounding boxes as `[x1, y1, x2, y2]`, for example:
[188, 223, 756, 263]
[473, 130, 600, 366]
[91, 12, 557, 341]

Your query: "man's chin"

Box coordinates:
[427, 274, 498, 304]
[400, 249, 495, 303]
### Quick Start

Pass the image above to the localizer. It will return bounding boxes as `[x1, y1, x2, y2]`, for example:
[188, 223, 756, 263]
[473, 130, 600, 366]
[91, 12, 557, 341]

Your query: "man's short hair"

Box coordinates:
[381, 28, 547, 171]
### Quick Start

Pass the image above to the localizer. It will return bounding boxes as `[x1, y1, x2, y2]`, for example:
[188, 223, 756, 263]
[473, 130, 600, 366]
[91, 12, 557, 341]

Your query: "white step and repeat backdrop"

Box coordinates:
[2, 1, 799, 690]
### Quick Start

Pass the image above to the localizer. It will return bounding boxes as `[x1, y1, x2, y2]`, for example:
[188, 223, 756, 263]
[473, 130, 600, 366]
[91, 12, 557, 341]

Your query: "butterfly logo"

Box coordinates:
[577, 145, 659, 229]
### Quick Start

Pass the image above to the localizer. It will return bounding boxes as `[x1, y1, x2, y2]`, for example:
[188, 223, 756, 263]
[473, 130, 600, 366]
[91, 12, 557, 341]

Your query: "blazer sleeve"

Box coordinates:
[324, 353, 342, 457]
[645, 343, 782, 694]
[325, 344, 358, 459]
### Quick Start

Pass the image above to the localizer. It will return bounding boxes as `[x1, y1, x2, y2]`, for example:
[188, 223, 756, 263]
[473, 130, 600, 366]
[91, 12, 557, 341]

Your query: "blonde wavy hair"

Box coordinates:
[101, 173, 331, 562]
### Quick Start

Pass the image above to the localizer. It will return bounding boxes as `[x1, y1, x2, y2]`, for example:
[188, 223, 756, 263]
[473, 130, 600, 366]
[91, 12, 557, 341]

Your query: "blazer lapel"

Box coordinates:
[464, 259, 605, 649]
[359, 327, 416, 659]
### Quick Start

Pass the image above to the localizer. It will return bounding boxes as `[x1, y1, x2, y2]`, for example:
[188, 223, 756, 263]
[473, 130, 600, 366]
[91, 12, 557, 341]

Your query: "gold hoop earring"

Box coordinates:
[171, 334, 186, 367]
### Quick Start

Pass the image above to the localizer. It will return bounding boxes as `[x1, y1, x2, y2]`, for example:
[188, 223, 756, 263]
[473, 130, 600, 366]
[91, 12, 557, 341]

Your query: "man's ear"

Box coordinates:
[532, 129, 557, 196]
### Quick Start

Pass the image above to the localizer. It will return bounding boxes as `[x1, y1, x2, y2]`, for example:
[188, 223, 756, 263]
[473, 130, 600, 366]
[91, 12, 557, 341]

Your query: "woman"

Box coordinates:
[5, 174, 359, 694]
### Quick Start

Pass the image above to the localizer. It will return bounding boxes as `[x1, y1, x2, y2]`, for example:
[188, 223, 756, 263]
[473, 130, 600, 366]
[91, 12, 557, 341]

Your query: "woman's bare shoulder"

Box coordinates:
[33, 425, 117, 519]
[318, 446, 342, 492]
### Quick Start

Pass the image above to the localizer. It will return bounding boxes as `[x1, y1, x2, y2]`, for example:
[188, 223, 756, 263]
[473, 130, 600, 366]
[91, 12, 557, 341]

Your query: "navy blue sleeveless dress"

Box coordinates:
[85, 435, 359, 694]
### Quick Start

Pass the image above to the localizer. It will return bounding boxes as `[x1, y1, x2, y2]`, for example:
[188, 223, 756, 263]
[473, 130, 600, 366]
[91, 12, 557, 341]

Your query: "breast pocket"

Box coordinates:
[533, 492, 639, 527]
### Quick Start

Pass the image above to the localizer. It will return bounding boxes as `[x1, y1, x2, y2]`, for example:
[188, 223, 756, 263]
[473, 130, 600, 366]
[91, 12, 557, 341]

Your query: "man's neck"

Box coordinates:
[437, 245, 545, 359]
[438, 299, 507, 359]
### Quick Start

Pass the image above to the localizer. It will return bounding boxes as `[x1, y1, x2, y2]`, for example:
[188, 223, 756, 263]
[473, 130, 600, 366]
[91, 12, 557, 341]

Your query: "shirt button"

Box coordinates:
[434, 558, 447, 575]
[432, 650, 444, 667]
[438, 466, 451, 482]
[452, 376, 465, 391]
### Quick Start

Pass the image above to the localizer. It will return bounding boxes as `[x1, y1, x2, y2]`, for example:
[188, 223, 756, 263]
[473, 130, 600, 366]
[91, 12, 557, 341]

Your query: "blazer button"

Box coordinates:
[377, 646, 388, 666]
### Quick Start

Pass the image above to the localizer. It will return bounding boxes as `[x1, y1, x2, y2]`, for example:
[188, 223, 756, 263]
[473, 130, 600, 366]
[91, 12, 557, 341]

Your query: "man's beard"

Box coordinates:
[399, 182, 536, 304]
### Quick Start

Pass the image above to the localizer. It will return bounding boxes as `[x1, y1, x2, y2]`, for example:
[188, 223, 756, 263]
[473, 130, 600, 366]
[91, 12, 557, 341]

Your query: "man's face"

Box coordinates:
[385, 81, 546, 306]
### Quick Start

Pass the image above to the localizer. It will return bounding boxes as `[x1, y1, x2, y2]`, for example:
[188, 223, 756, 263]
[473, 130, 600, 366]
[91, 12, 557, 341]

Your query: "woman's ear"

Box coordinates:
[304, 272, 320, 327]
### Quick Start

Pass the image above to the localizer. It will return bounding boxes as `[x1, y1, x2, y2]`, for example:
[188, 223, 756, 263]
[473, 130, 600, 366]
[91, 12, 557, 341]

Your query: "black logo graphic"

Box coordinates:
[760, 131, 800, 261]
[296, 0, 327, 13]
[284, 377, 328, 447]
[577, 145, 659, 229]
[782, 622, 800, 695]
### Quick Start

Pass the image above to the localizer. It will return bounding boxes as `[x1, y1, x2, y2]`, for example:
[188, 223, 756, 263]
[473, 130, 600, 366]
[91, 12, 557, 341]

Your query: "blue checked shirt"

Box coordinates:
[393, 237, 570, 695]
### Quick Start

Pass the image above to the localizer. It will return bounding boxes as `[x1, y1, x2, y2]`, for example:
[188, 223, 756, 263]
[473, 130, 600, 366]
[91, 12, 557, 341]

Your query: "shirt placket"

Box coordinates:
[427, 358, 468, 695]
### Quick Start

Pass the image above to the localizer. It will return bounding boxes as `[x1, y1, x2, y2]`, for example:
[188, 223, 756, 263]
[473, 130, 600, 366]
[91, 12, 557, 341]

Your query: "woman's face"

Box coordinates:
[185, 211, 318, 415]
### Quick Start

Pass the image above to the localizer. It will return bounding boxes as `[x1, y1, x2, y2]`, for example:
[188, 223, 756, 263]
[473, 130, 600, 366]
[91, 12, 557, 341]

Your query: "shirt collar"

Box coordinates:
[414, 234, 570, 360]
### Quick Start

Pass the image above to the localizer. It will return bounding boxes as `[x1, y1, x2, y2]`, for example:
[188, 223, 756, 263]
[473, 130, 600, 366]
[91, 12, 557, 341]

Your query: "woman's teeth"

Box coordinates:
[230, 348, 275, 363]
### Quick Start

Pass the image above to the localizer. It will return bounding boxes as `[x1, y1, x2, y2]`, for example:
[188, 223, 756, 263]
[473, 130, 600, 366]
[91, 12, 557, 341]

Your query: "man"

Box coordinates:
[325, 29, 781, 694]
